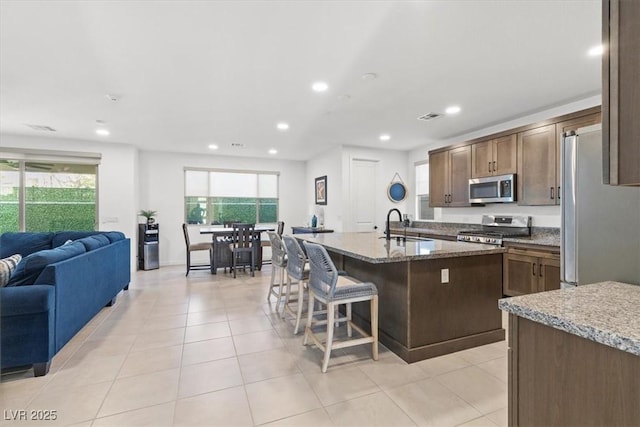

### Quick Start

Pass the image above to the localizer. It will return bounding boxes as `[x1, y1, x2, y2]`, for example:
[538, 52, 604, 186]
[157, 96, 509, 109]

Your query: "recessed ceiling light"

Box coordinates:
[96, 129, 110, 136]
[588, 45, 604, 56]
[268, 149, 278, 155]
[379, 134, 391, 141]
[445, 106, 461, 115]
[312, 81, 329, 92]
[361, 73, 378, 80]
[208, 144, 218, 150]
[276, 122, 289, 131]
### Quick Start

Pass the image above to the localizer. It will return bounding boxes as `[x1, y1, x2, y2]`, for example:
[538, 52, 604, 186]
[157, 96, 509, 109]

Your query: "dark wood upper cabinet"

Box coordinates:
[429, 146, 471, 207]
[428, 107, 602, 208]
[448, 146, 471, 207]
[517, 124, 557, 206]
[429, 150, 448, 207]
[603, 0, 640, 186]
[471, 134, 517, 178]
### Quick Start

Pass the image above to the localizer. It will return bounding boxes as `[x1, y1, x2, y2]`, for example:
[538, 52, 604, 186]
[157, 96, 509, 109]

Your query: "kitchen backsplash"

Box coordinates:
[431, 204, 561, 228]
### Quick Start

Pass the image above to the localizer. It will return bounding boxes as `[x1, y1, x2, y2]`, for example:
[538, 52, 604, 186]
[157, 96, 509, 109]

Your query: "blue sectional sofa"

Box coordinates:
[0, 231, 131, 376]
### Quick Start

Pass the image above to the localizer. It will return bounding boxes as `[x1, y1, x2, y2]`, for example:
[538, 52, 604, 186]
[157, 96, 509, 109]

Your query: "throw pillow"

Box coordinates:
[0, 254, 22, 287]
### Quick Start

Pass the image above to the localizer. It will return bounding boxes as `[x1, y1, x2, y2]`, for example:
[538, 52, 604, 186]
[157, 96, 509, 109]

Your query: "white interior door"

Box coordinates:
[350, 159, 378, 232]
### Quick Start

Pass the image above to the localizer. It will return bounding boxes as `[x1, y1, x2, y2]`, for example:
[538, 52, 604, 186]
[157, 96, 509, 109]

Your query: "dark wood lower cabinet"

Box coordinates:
[503, 246, 560, 297]
[327, 251, 505, 363]
[508, 315, 640, 426]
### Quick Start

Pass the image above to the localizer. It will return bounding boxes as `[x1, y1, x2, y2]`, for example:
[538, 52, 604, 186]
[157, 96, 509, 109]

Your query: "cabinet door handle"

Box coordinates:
[532, 263, 536, 276]
[557, 186, 560, 200]
[488, 162, 492, 173]
[493, 161, 496, 172]
[550, 187, 554, 199]
[539, 265, 543, 278]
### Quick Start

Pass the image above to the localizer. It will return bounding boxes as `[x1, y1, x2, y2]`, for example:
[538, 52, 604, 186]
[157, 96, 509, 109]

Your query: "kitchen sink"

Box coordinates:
[380, 235, 433, 242]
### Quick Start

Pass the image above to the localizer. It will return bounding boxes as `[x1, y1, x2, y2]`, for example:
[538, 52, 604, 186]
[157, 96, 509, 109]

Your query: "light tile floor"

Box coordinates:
[0, 265, 508, 427]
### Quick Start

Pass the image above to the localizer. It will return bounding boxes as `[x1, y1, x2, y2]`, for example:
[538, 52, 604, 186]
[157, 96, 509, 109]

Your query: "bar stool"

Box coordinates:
[266, 231, 287, 311]
[282, 235, 309, 334]
[302, 241, 378, 373]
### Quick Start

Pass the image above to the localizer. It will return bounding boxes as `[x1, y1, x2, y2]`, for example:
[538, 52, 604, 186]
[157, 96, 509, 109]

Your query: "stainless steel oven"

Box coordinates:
[457, 215, 531, 246]
[469, 173, 516, 203]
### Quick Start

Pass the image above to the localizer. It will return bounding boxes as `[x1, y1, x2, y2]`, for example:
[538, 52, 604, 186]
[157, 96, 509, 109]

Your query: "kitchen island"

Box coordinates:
[499, 281, 640, 426]
[297, 232, 506, 362]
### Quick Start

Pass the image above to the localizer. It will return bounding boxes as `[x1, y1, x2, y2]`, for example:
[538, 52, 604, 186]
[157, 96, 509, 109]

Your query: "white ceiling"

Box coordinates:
[0, 1, 601, 161]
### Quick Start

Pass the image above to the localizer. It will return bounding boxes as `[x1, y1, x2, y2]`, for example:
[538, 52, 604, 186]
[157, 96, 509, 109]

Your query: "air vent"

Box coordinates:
[25, 124, 56, 132]
[417, 113, 441, 122]
[231, 143, 245, 148]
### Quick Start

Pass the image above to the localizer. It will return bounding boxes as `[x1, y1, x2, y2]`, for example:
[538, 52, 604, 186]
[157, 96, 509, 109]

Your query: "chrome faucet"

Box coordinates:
[385, 208, 403, 240]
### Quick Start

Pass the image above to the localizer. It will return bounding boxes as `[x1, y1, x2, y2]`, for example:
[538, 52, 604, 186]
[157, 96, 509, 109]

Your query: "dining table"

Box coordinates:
[199, 226, 275, 274]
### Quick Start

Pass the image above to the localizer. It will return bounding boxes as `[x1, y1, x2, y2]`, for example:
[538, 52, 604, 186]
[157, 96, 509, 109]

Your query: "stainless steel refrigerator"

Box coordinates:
[560, 124, 640, 288]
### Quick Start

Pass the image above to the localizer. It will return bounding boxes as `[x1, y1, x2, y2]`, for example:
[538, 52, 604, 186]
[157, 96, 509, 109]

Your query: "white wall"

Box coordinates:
[1, 133, 139, 268]
[306, 145, 409, 232]
[406, 95, 601, 227]
[138, 150, 307, 266]
[306, 147, 343, 230]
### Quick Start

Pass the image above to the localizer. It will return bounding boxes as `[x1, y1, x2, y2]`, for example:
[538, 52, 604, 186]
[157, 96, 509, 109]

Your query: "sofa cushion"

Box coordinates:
[7, 242, 86, 287]
[76, 235, 111, 251]
[52, 231, 100, 248]
[103, 231, 126, 243]
[0, 254, 22, 287]
[0, 232, 54, 259]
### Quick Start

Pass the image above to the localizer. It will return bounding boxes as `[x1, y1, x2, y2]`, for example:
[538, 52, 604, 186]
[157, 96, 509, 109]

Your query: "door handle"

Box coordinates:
[488, 162, 492, 173]
[493, 161, 496, 172]
[539, 265, 543, 277]
[550, 187, 554, 199]
[557, 186, 560, 200]
[532, 263, 536, 276]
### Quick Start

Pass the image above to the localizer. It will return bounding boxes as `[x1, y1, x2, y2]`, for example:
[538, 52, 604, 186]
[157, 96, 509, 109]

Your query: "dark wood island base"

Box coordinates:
[328, 251, 505, 363]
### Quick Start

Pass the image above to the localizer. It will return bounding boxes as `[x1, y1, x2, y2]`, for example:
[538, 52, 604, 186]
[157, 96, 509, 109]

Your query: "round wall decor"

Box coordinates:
[387, 173, 407, 202]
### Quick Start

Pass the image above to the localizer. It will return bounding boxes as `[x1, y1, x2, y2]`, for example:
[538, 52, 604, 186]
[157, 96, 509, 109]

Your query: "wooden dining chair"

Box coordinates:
[182, 223, 213, 276]
[228, 223, 256, 278]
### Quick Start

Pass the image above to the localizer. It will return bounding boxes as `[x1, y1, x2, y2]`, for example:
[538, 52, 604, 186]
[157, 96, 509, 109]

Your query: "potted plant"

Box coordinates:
[138, 209, 157, 225]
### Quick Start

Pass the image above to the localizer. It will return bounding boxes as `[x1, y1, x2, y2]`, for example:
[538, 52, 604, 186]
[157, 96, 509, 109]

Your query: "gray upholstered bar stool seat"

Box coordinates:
[266, 231, 287, 311]
[282, 235, 310, 334]
[302, 241, 379, 373]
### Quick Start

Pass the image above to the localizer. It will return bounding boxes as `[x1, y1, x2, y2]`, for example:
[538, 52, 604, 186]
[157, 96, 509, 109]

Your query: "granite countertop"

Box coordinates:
[390, 222, 560, 247]
[499, 281, 640, 356]
[297, 232, 505, 264]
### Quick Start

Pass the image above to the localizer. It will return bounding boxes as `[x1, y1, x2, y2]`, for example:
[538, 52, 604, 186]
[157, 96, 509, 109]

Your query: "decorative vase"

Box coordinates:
[311, 215, 317, 228]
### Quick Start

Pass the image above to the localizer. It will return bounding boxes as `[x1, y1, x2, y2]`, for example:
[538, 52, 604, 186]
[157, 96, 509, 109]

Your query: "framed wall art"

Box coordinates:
[315, 175, 327, 205]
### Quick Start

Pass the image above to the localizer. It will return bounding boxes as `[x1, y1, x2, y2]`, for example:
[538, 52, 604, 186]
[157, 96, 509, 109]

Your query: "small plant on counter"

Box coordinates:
[138, 209, 157, 225]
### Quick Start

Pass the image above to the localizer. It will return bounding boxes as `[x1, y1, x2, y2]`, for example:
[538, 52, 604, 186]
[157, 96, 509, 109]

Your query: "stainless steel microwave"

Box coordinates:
[469, 174, 516, 203]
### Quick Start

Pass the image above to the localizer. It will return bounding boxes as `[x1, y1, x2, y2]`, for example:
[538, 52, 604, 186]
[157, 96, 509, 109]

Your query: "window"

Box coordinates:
[415, 161, 434, 220]
[0, 157, 98, 233]
[184, 169, 279, 225]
